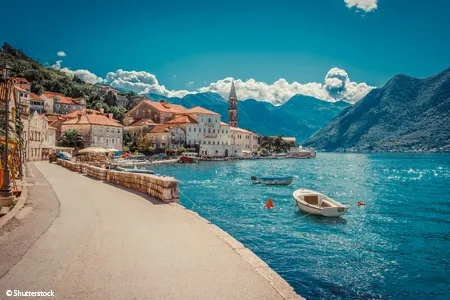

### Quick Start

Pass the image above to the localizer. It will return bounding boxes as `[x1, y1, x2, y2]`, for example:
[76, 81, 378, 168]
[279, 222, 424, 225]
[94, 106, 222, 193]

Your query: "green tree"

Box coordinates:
[123, 131, 132, 147]
[58, 129, 85, 149]
[137, 134, 154, 153]
[72, 74, 84, 84]
[274, 135, 283, 153]
[104, 91, 118, 106]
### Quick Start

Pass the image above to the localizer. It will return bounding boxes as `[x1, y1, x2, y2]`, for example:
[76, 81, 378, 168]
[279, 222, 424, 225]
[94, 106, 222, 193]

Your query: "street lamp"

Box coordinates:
[0, 64, 13, 198]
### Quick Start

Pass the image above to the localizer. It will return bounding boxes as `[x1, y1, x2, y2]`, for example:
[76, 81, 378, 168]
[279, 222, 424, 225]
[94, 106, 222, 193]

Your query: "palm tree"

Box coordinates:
[274, 135, 283, 153]
[58, 129, 85, 149]
[259, 135, 273, 151]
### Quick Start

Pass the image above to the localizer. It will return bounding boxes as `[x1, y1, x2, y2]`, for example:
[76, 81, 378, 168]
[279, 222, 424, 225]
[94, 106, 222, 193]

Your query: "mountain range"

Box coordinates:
[303, 68, 450, 152]
[148, 92, 350, 142]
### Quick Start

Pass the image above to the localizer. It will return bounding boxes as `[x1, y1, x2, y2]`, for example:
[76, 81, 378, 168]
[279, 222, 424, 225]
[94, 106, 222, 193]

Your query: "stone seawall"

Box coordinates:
[56, 159, 179, 203]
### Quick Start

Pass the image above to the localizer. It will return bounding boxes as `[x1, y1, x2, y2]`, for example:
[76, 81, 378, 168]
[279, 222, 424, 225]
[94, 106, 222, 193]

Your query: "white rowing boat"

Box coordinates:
[293, 189, 348, 217]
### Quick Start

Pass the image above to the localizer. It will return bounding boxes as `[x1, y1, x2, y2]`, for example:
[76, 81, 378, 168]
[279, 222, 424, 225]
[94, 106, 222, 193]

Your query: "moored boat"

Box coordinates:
[179, 152, 199, 163]
[116, 166, 156, 175]
[293, 189, 348, 217]
[251, 176, 294, 185]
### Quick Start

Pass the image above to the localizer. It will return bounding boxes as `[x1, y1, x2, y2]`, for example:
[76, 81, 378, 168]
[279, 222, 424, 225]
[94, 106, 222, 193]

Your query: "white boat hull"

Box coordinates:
[295, 200, 348, 217]
[293, 189, 348, 217]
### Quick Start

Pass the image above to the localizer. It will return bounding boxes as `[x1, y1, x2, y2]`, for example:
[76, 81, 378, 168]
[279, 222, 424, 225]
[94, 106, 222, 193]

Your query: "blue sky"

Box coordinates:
[1, 0, 449, 103]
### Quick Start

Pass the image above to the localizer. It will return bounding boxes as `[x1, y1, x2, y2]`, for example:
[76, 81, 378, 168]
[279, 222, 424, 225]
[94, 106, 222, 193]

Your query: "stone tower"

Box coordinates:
[228, 80, 238, 127]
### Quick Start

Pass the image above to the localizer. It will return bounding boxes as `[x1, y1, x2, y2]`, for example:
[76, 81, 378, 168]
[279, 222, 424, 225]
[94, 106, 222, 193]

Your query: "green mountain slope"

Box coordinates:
[303, 68, 450, 152]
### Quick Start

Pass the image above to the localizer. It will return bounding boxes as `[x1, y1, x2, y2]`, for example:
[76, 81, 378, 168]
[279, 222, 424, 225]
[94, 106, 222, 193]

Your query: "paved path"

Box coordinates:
[0, 162, 286, 300]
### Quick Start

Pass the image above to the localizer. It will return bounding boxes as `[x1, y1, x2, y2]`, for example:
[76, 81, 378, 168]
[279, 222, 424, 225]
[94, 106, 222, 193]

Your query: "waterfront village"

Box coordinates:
[7, 75, 313, 165]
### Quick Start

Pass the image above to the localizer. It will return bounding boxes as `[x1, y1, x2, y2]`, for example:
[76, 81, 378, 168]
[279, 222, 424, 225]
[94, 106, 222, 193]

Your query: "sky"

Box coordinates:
[1, 0, 449, 104]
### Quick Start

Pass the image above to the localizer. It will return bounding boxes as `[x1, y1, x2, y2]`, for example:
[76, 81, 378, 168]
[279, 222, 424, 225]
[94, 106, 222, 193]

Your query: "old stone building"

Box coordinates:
[124, 100, 187, 124]
[147, 124, 185, 151]
[40, 92, 86, 115]
[61, 110, 123, 150]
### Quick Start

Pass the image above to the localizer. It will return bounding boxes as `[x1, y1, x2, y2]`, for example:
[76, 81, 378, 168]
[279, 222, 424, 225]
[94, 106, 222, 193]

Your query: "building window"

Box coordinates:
[194, 128, 196, 132]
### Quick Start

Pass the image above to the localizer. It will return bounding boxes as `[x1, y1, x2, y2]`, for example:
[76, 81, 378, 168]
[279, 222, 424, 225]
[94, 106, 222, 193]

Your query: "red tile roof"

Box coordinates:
[14, 85, 30, 93]
[62, 111, 123, 127]
[230, 126, 254, 134]
[127, 118, 156, 127]
[220, 121, 229, 126]
[41, 92, 85, 105]
[30, 93, 43, 101]
[149, 124, 172, 133]
[186, 106, 219, 116]
[143, 101, 187, 113]
[165, 115, 198, 124]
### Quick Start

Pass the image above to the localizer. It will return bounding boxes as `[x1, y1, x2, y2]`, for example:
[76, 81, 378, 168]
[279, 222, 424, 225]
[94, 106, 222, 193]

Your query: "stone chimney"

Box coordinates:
[108, 113, 113, 120]
[99, 108, 104, 114]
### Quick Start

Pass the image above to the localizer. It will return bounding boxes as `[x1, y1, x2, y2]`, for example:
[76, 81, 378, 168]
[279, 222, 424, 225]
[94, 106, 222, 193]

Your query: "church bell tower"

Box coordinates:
[228, 80, 238, 127]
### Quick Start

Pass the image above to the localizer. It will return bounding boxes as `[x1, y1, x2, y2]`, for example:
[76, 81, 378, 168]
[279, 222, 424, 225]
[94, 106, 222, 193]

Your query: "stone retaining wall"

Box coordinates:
[56, 159, 179, 203]
[58, 159, 81, 172]
[107, 171, 178, 203]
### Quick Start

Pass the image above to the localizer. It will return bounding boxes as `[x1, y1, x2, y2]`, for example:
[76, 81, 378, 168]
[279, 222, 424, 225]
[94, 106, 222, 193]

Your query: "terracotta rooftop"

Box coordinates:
[186, 106, 220, 116]
[64, 109, 103, 119]
[149, 124, 172, 134]
[30, 93, 43, 101]
[144, 101, 187, 114]
[14, 85, 30, 93]
[62, 111, 123, 127]
[41, 92, 85, 105]
[127, 118, 156, 127]
[165, 115, 198, 124]
[220, 121, 229, 126]
[230, 126, 254, 134]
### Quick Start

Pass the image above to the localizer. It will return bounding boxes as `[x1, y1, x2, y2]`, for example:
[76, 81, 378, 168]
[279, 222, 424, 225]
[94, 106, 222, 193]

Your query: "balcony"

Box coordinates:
[204, 134, 218, 138]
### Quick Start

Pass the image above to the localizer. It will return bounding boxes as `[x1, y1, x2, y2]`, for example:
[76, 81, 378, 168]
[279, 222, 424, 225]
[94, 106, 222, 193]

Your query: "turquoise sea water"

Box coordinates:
[152, 154, 450, 299]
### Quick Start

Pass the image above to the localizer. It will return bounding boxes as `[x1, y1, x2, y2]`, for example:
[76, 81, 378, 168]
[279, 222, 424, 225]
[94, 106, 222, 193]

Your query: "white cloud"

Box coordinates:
[57, 51, 67, 57]
[103, 69, 190, 98]
[61, 68, 103, 84]
[344, 0, 378, 12]
[51, 60, 63, 70]
[198, 68, 374, 104]
[50, 63, 374, 104]
[50, 60, 102, 84]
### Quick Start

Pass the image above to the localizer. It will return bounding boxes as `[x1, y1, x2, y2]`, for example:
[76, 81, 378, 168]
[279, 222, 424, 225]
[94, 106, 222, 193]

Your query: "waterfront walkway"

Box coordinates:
[0, 162, 290, 300]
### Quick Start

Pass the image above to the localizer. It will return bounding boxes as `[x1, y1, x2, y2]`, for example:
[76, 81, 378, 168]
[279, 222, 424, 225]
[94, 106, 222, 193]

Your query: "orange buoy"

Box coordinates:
[358, 201, 365, 206]
[265, 197, 275, 209]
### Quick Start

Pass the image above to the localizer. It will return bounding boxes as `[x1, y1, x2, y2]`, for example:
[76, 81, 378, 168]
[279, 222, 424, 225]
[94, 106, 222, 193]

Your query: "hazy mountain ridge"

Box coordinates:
[148, 93, 350, 141]
[303, 68, 450, 152]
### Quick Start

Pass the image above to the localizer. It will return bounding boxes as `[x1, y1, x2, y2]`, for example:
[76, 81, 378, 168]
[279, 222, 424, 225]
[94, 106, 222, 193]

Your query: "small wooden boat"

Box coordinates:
[179, 152, 199, 163]
[251, 176, 294, 185]
[293, 189, 348, 217]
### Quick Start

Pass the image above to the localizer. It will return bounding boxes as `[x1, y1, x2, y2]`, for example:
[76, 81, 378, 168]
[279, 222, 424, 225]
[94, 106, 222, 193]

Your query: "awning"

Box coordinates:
[78, 147, 107, 154]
